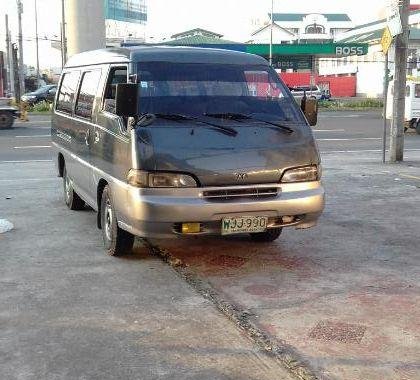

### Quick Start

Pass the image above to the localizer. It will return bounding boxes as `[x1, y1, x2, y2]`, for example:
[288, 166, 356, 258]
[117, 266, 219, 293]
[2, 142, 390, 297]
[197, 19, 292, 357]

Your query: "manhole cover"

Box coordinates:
[208, 255, 248, 269]
[0, 219, 14, 234]
[309, 320, 366, 344]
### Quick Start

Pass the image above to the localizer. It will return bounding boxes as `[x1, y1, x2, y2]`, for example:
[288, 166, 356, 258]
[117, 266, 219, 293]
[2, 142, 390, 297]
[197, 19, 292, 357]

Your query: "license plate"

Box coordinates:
[221, 216, 268, 235]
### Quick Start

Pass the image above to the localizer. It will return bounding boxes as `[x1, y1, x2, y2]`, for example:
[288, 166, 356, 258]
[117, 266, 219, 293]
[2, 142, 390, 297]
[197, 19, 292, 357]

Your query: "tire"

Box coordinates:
[250, 228, 282, 242]
[0, 112, 14, 129]
[416, 122, 420, 135]
[63, 166, 85, 210]
[100, 185, 134, 256]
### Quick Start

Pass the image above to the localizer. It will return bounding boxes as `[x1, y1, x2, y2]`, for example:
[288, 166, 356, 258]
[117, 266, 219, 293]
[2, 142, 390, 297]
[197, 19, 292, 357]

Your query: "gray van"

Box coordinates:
[52, 47, 324, 256]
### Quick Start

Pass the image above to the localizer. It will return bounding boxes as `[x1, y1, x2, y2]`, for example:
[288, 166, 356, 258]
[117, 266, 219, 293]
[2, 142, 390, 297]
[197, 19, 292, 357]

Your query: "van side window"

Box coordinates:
[103, 67, 127, 114]
[75, 70, 102, 120]
[56, 71, 80, 114]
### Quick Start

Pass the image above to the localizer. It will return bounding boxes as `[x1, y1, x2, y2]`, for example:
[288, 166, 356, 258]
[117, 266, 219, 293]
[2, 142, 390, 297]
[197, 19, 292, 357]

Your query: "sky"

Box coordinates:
[0, 0, 393, 70]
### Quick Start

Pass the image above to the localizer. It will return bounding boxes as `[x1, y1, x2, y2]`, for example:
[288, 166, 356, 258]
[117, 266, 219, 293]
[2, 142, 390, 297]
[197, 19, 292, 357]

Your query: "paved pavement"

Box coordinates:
[1, 112, 420, 380]
[153, 152, 420, 380]
[0, 162, 295, 380]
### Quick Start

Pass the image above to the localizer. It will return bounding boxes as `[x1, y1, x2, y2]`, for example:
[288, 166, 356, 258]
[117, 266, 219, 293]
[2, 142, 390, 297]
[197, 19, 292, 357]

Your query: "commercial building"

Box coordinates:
[248, 13, 353, 44]
[105, 0, 147, 44]
[320, 8, 420, 97]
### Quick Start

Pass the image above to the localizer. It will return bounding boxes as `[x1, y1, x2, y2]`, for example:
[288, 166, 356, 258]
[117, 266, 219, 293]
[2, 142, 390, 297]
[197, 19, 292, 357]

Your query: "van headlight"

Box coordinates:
[281, 165, 320, 183]
[127, 169, 198, 188]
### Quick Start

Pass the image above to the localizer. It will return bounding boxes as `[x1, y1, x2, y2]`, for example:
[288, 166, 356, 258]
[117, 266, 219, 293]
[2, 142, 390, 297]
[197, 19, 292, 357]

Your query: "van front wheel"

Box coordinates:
[100, 185, 134, 256]
[250, 228, 282, 242]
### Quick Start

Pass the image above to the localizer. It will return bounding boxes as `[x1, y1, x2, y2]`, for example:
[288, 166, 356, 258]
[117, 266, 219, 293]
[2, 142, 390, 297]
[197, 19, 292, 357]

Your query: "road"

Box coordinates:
[1, 111, 419, 163]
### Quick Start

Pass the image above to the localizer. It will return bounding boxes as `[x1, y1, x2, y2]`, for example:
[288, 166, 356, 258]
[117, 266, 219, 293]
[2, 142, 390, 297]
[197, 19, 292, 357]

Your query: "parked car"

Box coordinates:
[0, 98, 20, 129]
[52, 47, 325, 256]
[290, 85, 323, 100]
[21, 84, 57, 105]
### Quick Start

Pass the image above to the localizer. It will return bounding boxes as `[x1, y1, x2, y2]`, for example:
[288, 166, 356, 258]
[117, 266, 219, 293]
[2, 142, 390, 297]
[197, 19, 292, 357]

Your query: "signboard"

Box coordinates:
[381, 27, 393, 54]
[387, 0, 403, 36]
[274, 56, 312, 70]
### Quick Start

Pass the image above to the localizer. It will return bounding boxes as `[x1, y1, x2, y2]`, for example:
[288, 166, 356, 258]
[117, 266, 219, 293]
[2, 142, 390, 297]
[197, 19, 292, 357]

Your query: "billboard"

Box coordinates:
[105, 0, 147, 24]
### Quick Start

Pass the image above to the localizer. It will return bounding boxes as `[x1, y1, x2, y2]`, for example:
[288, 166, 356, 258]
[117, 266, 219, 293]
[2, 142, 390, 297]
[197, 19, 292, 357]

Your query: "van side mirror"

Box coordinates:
[115, 83, 139, 117]
[301, 95, 318, 126]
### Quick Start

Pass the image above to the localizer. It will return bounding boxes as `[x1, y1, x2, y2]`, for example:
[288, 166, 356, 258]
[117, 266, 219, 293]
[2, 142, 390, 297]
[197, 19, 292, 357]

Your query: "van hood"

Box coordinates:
[135, 123, 319, 187]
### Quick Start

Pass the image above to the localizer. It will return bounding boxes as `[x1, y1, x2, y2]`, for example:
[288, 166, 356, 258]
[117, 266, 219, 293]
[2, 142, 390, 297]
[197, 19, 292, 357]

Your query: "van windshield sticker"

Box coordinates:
[140, 81, 148, 88]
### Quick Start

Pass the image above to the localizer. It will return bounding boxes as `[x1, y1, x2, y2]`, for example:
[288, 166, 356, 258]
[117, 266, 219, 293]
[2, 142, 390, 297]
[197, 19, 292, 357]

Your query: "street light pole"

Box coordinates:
[269, 0, 274, 66]
[35, 0, 40, 87]
[16, 0, 25, 101]
[61, 0, 67, 67]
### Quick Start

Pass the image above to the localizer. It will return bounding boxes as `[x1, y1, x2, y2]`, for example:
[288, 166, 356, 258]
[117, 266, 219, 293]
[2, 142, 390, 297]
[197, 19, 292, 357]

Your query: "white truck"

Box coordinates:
[386, 80, 420, 134]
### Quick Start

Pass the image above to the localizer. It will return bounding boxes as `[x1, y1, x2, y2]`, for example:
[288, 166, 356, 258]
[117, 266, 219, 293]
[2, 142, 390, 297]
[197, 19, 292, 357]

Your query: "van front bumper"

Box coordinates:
[116, 182, 325, 239]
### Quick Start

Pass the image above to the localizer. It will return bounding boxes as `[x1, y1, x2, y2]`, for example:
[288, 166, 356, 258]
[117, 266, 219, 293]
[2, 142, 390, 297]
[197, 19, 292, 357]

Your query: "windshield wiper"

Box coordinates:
[137, 113, 237, 136]
[204, 112, 294, 134]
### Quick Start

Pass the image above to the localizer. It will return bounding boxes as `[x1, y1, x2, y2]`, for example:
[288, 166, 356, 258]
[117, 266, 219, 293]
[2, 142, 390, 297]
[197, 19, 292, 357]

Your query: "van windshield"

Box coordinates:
[137, 62, 305, 124]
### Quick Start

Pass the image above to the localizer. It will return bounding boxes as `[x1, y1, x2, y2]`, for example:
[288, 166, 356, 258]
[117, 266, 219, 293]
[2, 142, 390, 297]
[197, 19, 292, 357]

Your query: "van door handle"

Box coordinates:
[94, 131, 100, 144]
[85, 129, 90, 146]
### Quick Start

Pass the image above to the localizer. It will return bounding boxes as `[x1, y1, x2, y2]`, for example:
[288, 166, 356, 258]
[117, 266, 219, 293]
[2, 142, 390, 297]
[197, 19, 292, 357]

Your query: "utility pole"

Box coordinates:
[35, 0, 40, 88]
[16, 0, 25, 102]
[269, 0, 274, 66]
[61, 0, 67, 67]
[5, 15, 13, 97]
[390, 0, 410, 162]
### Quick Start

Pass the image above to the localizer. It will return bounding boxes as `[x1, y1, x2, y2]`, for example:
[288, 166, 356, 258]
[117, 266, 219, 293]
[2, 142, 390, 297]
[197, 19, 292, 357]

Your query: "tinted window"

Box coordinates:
[75, 70, 102, 120]
[103, 67, 127, 114]
[56, 71, 80, 114]
[136, 62, 305, 124]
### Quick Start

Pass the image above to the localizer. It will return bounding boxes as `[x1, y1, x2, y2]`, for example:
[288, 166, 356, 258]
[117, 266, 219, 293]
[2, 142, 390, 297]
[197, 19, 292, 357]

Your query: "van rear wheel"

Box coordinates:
[63, 166, 85, 210]
[250, 228, 282, 242]
[100, 185, 134, 256]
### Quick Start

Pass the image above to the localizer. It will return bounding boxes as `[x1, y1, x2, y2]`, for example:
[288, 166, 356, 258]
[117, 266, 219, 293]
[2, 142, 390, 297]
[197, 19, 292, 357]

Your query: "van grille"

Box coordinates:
[202, 186, 279, 201]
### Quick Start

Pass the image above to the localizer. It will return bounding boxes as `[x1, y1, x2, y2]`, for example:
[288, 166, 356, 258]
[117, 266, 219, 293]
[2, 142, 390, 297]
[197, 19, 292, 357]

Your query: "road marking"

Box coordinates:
[319, 114, 361, 118]
[322, 148, 420, 153]
[0, 178, 56, 183]
[0, 159, 53, 164]
[13, 145, 52, 149]
[318, 138, 381, 141]
[15, 120, 51, 124]
[313, 129, 345, 132]
[399, 174, 420, 180]
[15, 135, 51, 138]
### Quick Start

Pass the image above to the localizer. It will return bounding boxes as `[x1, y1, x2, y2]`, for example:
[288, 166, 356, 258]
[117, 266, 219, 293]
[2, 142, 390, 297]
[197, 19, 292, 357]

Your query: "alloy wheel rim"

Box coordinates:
[64, 175, 71, 202]
[104, 200, 113, 241]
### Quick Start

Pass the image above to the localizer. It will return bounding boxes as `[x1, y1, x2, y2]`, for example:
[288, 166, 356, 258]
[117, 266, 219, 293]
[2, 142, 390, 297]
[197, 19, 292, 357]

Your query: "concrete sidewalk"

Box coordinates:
[0, 162, 295, 380]
[153, 152, 420, 380]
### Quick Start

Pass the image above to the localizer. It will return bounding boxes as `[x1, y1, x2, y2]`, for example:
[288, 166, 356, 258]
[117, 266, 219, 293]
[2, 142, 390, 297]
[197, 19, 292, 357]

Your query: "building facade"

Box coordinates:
[105, 0, 148, 43]
[320, 9, 420, 97]
[248, 13, 353, 44]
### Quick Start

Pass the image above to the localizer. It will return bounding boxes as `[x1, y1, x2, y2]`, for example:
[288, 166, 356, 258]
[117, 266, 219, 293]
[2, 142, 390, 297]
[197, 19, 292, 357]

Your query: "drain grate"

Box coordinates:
[208, 255, 248, 269]
[309, 320, 367, 344]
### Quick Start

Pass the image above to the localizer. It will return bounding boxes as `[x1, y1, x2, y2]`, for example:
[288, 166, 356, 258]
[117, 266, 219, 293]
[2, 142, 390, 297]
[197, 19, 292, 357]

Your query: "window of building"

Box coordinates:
[56, 71, 80, 114]
[305, 24, 325, 34]
[103, 67, 128, 114]
[75, 70, 102, 120]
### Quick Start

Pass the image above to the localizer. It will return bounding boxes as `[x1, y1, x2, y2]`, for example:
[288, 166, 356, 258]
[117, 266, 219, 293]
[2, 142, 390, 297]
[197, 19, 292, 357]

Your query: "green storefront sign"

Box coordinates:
[273, 56, 313, 70]
[246, 43, 368, 57]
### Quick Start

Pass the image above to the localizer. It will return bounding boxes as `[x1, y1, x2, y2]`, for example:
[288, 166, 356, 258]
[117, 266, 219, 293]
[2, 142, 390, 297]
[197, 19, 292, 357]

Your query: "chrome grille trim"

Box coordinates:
[201, 185, 280, 200]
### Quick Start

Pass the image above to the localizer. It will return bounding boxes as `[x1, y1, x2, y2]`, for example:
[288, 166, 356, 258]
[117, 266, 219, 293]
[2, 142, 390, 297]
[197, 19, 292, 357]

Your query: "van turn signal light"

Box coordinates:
[181, 223, 201, 234]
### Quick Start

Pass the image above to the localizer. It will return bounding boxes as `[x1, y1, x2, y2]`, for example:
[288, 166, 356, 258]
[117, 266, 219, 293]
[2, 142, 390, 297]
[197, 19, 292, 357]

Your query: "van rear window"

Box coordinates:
[56, 71, 80, 114]
[75, 70, 102, 120]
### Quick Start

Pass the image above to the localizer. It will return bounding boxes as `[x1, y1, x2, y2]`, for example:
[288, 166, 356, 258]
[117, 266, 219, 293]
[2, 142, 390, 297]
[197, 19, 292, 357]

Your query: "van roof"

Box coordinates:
[64, 46, 268, 68]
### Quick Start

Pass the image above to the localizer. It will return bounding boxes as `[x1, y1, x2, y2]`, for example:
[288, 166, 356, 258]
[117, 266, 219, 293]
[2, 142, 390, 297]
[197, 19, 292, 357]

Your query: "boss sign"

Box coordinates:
[335, 46, 365, 56]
